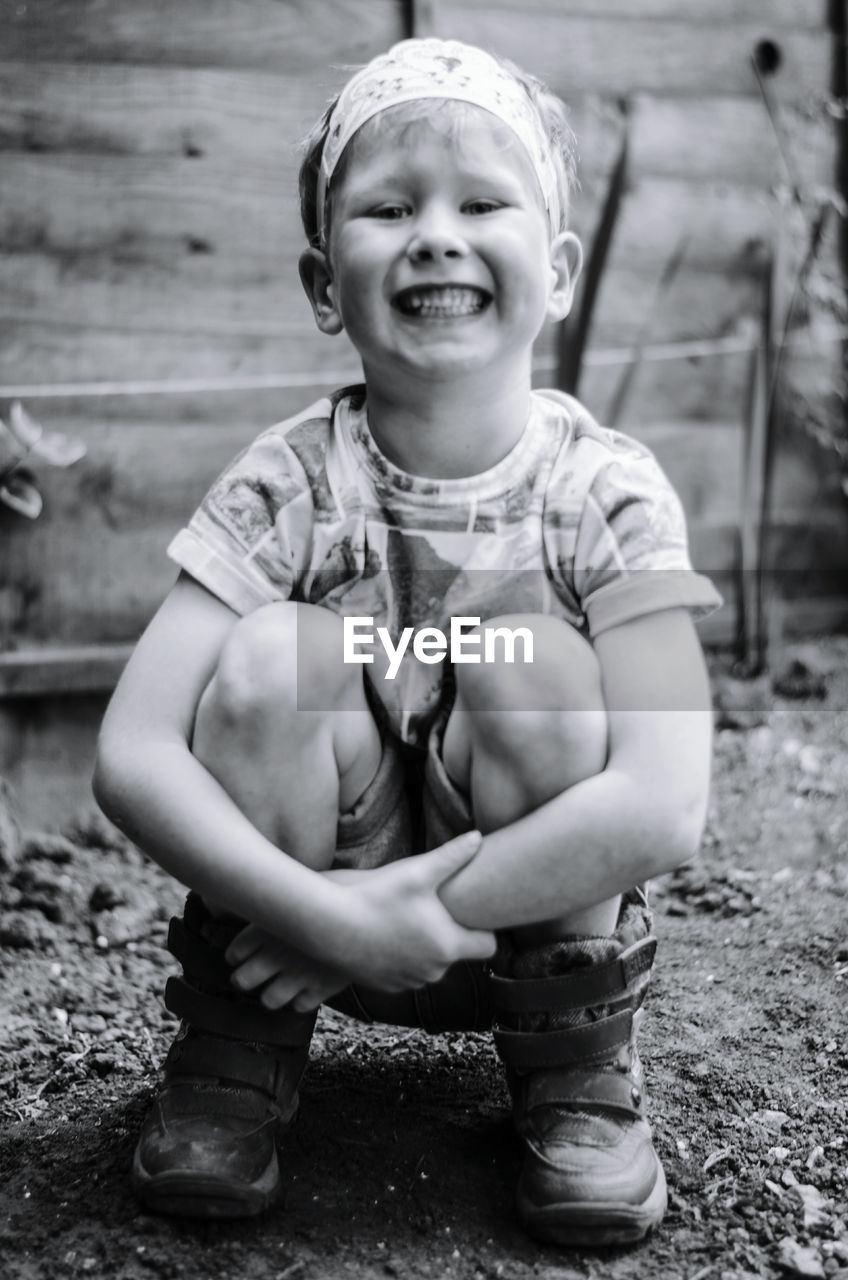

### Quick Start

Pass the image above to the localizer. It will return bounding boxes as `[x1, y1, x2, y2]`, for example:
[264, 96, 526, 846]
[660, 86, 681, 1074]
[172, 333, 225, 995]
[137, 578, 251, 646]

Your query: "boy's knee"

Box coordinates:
[210, 602, 356, 724]
[451, 614, 607, 779]
[454, 614, 604, 713]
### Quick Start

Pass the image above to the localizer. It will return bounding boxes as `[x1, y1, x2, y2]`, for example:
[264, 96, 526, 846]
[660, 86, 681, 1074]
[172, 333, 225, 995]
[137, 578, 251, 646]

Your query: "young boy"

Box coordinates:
[94, 38, 719, 1247]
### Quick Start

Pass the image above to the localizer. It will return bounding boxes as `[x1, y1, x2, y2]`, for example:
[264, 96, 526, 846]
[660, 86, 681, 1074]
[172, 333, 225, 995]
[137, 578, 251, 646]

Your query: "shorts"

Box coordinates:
[333, 700, 473, 870]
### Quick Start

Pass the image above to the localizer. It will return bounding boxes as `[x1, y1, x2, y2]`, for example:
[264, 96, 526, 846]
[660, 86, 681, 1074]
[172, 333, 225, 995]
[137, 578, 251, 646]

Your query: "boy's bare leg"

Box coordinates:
[442, 613, 620, 942]
[191, 601, 382, 881]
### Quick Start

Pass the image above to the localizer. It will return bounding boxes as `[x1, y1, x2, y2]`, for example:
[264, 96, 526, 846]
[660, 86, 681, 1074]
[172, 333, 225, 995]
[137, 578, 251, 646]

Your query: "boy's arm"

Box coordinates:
[437, 607, 713, 930]
[94, 573, 494, 986]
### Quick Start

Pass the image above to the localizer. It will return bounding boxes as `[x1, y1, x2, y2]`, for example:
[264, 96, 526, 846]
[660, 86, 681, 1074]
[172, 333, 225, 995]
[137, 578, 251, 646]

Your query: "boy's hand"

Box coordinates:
[324, 830, 496, 991]
[226, 831, 496, 1009]
[226, 927, 349, 1012]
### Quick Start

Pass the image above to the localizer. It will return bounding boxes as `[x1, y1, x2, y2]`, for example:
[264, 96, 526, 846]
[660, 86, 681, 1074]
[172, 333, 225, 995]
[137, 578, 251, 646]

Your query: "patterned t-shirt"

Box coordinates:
[168, 385, 721, 747]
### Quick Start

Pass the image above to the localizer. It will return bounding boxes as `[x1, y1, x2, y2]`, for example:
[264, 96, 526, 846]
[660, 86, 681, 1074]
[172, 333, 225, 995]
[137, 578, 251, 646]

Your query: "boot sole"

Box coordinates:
[517, 1162, 668, 1247]
[131, 1148, 281, 1220]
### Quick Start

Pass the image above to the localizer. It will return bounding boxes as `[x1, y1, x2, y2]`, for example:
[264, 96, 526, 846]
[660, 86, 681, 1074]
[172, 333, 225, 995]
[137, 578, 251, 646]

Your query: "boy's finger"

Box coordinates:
[225, 923, 262, 966]
[418, 830, 483, 885]
[459, 927, 498, 961]
[259, 975, 299, 1009]
[230, 953, 283, 990]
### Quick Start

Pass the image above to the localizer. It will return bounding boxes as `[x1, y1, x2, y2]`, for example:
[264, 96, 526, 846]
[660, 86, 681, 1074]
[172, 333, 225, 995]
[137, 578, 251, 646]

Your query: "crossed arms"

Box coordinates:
[93, 574, 713, 1009]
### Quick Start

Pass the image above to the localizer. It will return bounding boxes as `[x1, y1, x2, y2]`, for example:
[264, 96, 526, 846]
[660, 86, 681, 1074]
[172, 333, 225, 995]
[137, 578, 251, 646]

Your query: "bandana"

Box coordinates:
[316, 38, 561, 242]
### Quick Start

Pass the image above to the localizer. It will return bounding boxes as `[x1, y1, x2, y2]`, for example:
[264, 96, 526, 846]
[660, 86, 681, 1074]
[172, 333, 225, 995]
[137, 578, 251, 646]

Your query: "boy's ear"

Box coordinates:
[546, 231, 583, 323]
[298, 248, 344, 335]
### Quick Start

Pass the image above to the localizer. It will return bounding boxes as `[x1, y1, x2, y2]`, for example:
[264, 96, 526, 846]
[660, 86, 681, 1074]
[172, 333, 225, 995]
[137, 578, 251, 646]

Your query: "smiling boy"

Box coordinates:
[94, 39, 720, 1246]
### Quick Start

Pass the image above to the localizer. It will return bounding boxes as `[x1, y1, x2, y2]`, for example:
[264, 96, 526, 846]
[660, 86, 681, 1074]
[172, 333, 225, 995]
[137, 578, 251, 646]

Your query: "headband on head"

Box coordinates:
[315, 38, 562, 243]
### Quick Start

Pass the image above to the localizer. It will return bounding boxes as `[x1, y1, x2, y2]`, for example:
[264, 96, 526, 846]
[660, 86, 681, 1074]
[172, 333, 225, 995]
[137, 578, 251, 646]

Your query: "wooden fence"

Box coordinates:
[1, 0, 846, 821]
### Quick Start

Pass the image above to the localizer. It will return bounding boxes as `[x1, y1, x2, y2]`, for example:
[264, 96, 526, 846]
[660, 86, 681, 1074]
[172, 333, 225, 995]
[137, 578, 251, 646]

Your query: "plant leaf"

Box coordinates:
[9, 400, 44, 450]
[10, 401, 86, 466]
[0, 472, 43, 518]
[30, 430, 87, 467]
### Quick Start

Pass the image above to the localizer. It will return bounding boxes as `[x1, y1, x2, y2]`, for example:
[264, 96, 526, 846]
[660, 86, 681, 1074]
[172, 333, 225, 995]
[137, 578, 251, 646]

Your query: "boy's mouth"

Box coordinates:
[393, 285, 492, 318]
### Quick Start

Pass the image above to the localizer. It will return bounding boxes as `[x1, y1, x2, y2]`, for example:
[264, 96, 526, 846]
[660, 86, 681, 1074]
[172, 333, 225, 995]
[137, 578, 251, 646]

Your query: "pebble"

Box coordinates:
[21, 833, 78, 864]
[793, 1182, 829, 1231]
[751, 1109, 791, 1132]
[773, 646, 831, 699]
[777, 1237, 825, 1278]
[73, 1013, 108, 1034]
[0, 910, 54, 949]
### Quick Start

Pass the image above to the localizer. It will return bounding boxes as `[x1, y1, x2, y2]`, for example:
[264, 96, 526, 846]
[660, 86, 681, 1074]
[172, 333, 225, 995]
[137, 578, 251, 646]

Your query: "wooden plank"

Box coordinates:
[3, 1, 404, 70]
[567, 350, 754, 428]
[438, 10, 830, 99]
[0, 62, 335, 162]
[629, 97, 837, 189]
[538, 269, 764, 352]
[444, 0, 829, 27]
[585, 179, 777, 271]
[0, 645, 134, 697]
[0, 151, 300, 277]
[0, 315, 361, 388]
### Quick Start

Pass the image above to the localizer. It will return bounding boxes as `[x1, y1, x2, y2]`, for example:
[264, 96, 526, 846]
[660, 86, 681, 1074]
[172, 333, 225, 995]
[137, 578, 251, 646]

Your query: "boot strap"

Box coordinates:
[165, 977, 314, 1047]
[168, 917, 234, 990]
[489, 936, 656, 1015]
[493, 1007, 633, 1071]
[524, 1066, 645, 1118]
[164, 1033, 304, 1098]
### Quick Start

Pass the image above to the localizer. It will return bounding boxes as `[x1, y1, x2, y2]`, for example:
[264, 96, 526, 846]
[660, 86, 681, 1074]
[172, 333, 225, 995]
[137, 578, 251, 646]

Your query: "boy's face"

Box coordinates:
[300, 107, 581, 386]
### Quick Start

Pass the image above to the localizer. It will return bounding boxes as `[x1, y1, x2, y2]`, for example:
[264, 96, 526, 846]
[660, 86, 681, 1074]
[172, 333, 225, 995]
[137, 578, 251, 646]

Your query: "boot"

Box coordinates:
[132, 892, 316, 1219]
[488, 891, 667, 1246]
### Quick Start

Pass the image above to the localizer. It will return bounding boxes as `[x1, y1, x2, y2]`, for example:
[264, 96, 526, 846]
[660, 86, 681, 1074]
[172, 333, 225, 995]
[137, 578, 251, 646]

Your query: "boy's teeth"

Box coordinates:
[399, 286, 487, 316]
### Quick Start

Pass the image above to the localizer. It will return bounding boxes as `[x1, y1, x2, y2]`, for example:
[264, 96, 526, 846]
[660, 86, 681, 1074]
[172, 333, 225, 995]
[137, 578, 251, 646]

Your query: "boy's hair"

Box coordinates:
[298, 52, 578, 251]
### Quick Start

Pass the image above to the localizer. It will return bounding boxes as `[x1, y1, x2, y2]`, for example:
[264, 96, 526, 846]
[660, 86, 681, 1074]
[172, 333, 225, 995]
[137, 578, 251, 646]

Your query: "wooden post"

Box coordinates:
[406, 0, 439, 38]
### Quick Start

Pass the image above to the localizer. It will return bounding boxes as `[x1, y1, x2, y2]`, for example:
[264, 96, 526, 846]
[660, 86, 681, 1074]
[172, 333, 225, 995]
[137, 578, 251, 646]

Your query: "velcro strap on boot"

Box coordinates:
[493, 1008, 633, 1071]
[165, 977, 313, 1048]
[164, 1034, 292, 1097]
[168, 917, 233, 991]
[524, 1066, 646, 1118]
[489, 936, 656, 1015]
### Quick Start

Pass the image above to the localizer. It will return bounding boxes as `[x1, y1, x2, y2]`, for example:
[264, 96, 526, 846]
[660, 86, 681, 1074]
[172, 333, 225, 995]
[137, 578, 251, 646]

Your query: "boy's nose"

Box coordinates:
[406, 218, 469, 263]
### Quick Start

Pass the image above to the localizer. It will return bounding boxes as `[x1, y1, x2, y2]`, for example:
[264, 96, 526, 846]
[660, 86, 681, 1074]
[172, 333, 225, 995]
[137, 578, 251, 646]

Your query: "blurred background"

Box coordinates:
[1, 0, 846, 824]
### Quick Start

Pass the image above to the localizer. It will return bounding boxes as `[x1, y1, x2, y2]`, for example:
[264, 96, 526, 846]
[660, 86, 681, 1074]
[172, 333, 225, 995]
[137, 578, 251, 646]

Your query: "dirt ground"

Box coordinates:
[1, 636, 847, 1280]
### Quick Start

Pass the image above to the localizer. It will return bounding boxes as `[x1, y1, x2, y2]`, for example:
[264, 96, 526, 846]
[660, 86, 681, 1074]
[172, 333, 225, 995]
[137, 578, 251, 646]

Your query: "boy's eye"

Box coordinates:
[371, 204, 409, 220]
[463, 199, 502, 215]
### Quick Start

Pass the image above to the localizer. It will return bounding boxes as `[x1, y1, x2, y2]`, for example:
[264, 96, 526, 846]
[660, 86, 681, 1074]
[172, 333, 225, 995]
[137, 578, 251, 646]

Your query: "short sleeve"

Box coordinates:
[573, 445, 723, 637]
[167, 426, 316, 617]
